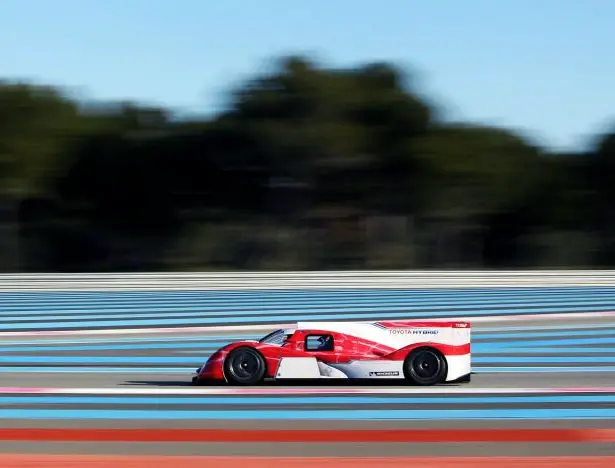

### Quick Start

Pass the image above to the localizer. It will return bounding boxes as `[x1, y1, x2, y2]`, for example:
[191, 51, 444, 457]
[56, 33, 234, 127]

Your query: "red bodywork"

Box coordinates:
[195, 321, 470, 383]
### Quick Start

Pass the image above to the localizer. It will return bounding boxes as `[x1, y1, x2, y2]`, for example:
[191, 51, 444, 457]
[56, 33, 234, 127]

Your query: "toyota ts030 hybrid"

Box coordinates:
[192, 320, 471, 386]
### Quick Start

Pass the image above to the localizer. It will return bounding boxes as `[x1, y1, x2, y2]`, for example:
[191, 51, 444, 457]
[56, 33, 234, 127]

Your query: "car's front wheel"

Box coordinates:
[223, 347, 267, 385]
[403, 347, 447, 386]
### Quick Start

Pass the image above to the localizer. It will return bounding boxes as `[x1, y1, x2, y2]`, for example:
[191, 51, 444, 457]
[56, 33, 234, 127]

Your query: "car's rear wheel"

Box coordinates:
[223, 347, 267, 385]
[403, 347, 447, 386]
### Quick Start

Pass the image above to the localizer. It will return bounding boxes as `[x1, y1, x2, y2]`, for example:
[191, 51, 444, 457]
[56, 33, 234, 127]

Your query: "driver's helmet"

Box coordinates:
[317, 335, 331, 349]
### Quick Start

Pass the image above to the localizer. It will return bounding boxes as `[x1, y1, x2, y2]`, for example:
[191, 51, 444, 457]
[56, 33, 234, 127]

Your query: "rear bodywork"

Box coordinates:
[193, 320, 471, 384]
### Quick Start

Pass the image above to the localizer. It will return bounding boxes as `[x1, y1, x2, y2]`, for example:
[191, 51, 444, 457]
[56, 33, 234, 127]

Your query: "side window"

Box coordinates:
[305, 334, 334, 352]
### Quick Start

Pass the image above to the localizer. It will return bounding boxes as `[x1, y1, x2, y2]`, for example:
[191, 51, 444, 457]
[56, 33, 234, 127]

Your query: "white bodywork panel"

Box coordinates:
[275, 357, 322, 379]
[326, 360, 405, 379]
[445, 354, 472, 381]
[273, 321, 471, 381]
[316, 360, 348, 378]
[274, 355, 470, 381]
[277, 355, 471, 381]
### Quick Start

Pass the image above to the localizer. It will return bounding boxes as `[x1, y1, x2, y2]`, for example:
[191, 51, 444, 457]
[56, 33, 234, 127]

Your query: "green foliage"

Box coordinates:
[1, 55, 614, 271]
[414, 124, 544, 215]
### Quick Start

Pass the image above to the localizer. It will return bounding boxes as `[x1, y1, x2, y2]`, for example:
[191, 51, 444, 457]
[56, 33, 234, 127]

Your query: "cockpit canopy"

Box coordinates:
[258, 328, 295, 346]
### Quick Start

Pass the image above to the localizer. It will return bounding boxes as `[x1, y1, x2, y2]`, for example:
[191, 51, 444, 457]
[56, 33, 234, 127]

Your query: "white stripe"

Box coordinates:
[0, 386, 613, 395]
[0, 324, 293, 337]
[3, 269, 615, 291]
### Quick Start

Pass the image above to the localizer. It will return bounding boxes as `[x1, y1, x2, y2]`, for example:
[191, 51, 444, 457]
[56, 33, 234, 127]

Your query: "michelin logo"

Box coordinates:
[369, 371, 400, 377]
[390, 329, 439, 335]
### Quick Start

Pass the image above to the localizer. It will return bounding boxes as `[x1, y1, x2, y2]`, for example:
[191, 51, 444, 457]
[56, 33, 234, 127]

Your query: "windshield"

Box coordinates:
[259, 329, 292, 345]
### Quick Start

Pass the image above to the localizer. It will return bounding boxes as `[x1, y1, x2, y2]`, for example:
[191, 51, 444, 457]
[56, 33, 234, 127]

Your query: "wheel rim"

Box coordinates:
[410, 350, 441, 382]
[228, 349, 263, 382]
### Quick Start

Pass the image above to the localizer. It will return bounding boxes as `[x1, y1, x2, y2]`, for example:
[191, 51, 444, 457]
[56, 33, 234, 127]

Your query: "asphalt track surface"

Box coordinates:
[0, 314, 614, 458]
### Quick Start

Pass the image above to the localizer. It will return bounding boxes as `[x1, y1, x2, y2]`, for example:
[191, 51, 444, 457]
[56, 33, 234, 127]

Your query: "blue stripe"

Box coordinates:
[476, 329, 615, 340]
[0, 342, 235, 352]
[478, 324, 615, 332]
[2, 305, 614, 330]
[0, 356, 207, 364]
[472, 365, 615, 372]
[504, 337, 615, 347]
[473, 346, 615, 354]
[2, 395, 615, 405]
[0, 342, 611, 354]
[0, 354, 611, 364]
[0, 341, 572, 352]
[2, 298, 614, 319]
[0, 408, 613, 420]
[1, 288, 613, 306]
[0, 367, 190, 373]
[474, 339, 615, 351]
[473, 355, 615, 363]
[4, 294, 615, 314]
[0, 365, 610, 373]
[0, 335, 259, 346]
[0, 339, 519, 353]
[3, 286, 613, 300]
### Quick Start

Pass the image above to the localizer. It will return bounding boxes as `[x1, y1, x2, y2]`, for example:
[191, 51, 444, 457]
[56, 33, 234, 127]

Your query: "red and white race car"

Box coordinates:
[192, 320, 471, 386]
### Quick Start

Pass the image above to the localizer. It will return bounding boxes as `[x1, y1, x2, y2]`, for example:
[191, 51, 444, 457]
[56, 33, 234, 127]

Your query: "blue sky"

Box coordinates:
[2, 0, 614, 152]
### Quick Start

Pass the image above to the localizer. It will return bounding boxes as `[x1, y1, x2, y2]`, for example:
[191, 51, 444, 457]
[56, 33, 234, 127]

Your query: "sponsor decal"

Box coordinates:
[369, 371, 400, 377]
[389, 329, 440, 335]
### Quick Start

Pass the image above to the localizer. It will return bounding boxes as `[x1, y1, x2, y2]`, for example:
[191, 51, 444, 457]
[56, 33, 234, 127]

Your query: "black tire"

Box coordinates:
[403, 347, 447, 386]
[223, 347, 267, 385]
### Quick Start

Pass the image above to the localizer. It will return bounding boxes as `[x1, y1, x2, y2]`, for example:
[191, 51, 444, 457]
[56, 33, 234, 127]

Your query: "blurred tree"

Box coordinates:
[0, 82, 108, 196]
[0, 82, 109, 270]
[409, 124, 545, 266]
[587, 129, 615, 265]
[0, 55, 612, 271]
[414, 124, 544, 215]
[223, 56, 431, 216]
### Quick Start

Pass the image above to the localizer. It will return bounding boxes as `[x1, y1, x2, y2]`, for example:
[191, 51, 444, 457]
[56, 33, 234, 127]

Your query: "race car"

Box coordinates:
[192, 320, 471, 386]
